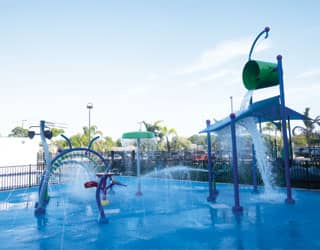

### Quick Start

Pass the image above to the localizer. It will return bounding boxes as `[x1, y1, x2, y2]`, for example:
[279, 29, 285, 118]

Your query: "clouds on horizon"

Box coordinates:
[296, 68, 320, 79]
[177, 36, 271, 75]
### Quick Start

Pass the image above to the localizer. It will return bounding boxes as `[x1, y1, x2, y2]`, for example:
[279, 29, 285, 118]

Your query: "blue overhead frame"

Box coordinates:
[200, 95, 310, 134]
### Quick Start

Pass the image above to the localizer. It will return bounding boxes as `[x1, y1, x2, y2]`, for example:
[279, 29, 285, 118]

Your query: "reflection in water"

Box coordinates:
[36, 214, 48, 230]
[234, 212, 244, 250]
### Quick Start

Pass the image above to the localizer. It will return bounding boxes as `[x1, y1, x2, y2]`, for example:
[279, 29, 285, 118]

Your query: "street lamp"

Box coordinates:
[86, 102, 93, 144]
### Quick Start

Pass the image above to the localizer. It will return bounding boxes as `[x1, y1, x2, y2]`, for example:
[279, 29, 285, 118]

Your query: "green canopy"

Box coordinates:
[122, 131, 155, 139]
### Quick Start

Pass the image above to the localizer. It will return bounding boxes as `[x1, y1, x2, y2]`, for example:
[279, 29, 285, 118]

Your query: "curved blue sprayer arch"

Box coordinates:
[35, 135, 110, 215]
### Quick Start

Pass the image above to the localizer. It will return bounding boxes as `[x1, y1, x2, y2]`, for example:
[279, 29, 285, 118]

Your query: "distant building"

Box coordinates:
[0, 137, 41, 166]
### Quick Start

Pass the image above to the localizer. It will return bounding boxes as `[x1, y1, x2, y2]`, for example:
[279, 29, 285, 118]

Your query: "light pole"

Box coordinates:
[86, 102, 93, 144]
[21, 119, 27, 129]
[230, 96, 234, 113]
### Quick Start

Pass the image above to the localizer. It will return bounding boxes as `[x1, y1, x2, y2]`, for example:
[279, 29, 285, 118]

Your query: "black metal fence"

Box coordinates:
[1, 154, 320, 191]
[0, 164, 44, 191]
[290, 160, 320, 189]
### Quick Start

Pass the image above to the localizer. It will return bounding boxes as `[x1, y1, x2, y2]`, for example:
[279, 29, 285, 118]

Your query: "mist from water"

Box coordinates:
[60, 163, 96, 201]
[241, 117, 275, 193]
[239, 91, 277, 195]
[144, 165, 208, 179]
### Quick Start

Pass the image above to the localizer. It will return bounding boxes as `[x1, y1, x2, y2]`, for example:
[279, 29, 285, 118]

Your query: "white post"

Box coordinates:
[136, 138, 142, 195]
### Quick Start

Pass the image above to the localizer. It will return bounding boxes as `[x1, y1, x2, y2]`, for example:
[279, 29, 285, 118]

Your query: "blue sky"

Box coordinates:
[0, 1, 320, 140]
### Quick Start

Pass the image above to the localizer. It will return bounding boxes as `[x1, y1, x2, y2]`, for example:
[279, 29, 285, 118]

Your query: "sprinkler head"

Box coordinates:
[264, 26, 270, 32]
[230, 113, 236, 119]
[101, 199, 109, 206]
[277, 55, 282, 60]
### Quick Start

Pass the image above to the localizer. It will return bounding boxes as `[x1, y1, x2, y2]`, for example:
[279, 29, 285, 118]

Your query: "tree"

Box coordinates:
[292, 107, 320, 147]
[9, 126, 28, 137]
[52, 125, 111, 151]
[81, 125, 103, 146]
[188, 134, 216, 151]
[143, 120, 164, 142]
[160, 126, 177, 153]
[171, 136, 192, 151]
[92, 136, 115, 153]
[51, 128, 65, 138]
[188, 134, 207, 147]
[115, 138, 122, 147]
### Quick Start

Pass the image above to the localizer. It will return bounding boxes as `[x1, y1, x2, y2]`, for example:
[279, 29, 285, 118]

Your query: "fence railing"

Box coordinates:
[0, 164, 44, 191]
[1, 157, 320, 191]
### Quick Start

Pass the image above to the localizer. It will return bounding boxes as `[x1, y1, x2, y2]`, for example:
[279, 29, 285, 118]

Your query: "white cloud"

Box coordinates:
[186, 68, 240, 88]
[200, 69, 238, 82]
[125, 84, 152, 97]
[177, 37, 271, 75]
[296, 68, 320, 79]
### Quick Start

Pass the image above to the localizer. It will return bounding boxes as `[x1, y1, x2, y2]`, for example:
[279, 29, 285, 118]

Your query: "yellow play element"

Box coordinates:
[101, 199, 109, 206]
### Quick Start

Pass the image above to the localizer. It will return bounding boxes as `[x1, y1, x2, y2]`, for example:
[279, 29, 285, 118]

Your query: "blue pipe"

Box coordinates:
[35, 147, 110, 216]
[35, 121, 52, 215]
[277, 55, 295, 204]
[60, 134, 72, 149]
[96, 175, 108, 224]
[248, 26, 270, 61]
[206, 120, 218, 202]
[230, 113, 243, 212]
[88, 136, 100, 150]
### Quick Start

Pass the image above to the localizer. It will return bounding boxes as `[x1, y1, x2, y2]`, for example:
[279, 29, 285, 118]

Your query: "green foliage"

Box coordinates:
[143, 120, 178, 152]
[92, 136, 115, 153]
[142, 120, 164, 142]
[170, 136, 192, 151]
[160, 126, 177, 153]
[292, 134, 307, 147]
[188, 134, 216, 150]
[52, 125, 116, 153]
[9, 126, 28, 137]
[188, 134, 206, 146]
[51, 128, 65, 137]
[292, 107, 320, 147]
[115, 138, 122, 147]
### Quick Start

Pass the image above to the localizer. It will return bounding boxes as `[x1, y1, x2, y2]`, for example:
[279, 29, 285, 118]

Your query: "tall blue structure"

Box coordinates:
[201, 27, 310, 209]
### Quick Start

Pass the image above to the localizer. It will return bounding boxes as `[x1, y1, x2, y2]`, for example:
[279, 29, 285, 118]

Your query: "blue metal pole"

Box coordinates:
[230, 113, 243, 212]
[35, 120, 52, 215]
[277, 55, 295, 204]
[251, 144, 258, 193]
[206, 120, 218, 202]
[40, 120, 52, 169]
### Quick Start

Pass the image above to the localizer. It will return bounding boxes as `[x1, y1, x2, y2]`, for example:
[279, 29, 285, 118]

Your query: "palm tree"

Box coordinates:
[82, 125, 103, 146]
[160, 126, 177, 153]
[143, 120, 164, 142]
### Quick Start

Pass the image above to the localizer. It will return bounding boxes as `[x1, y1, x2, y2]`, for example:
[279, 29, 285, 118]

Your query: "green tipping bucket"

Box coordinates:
[122, 131, 155, 139]
[242, 60, 278, 90]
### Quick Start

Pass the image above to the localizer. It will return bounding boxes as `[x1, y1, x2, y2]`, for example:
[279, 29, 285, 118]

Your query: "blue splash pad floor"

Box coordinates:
[0, 176, 320, 249]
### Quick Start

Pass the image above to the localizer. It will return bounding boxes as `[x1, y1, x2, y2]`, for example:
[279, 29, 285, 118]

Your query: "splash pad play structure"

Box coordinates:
[201, 27, 310, 210]
[122, 130, 155, 195]
[30, 120, 126, 223]
[1, 27, 320, 249]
